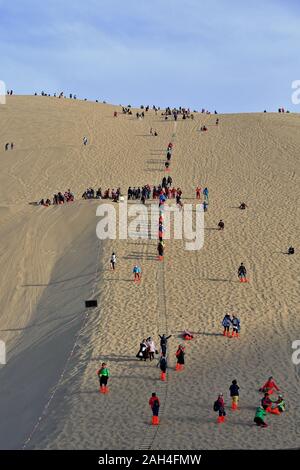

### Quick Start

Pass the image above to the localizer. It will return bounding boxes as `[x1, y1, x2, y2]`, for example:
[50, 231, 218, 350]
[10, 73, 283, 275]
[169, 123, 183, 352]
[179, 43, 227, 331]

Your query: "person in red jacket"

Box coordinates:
[215, 393, 226, 423]
[259, 376, 280, 395]
[149, 392, 160, 425]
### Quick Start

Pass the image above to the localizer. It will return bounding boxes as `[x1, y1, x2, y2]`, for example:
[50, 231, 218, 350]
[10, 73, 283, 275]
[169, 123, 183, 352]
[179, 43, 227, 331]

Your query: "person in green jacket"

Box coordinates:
[254, 406, 268, 427]
[276, 395, 286, 412]
[271, 395, 286, 414]
[97, 362, 110, 394]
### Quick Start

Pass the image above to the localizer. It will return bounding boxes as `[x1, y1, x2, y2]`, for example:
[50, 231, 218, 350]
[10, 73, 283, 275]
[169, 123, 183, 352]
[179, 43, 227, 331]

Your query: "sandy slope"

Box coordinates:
[0, 96, 299, 449]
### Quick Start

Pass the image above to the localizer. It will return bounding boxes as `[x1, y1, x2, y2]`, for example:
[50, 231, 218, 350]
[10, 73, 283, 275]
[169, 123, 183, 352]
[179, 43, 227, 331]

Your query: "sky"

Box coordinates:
[0, 0, 300, 112]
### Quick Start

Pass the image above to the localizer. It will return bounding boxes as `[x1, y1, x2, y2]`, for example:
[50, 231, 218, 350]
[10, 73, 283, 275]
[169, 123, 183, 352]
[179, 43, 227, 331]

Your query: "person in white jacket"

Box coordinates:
[110, 252, 116, 270]
[147, 337, 156, 361]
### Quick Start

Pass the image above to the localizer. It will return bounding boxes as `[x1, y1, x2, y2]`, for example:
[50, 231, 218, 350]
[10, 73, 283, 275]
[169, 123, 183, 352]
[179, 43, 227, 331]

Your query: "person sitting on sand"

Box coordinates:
[261, 392, 273, 412]
[239, 202, 248, 210]
[182, 329, 193, 340]
[254, 406, 268, 428]
[218, 219, 224, 230]
[58, 192, 65, 204]
[167, 176, 172, 187]
[272, 394, 286, 413]
[288, 246, 295, 255]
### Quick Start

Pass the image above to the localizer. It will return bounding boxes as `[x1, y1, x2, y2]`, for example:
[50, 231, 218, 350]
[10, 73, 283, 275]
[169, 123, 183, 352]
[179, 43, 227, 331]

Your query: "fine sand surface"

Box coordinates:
[0, 96, 299, 449]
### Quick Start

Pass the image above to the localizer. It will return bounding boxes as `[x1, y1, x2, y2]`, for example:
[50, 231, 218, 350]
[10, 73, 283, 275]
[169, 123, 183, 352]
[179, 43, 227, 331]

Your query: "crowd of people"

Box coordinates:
[82, 187, 121, 201]
[38, 190, 74, 206]
[23, 99, 289, 432]
[161, 106, 195, 121]
[136, 337, 157, 361]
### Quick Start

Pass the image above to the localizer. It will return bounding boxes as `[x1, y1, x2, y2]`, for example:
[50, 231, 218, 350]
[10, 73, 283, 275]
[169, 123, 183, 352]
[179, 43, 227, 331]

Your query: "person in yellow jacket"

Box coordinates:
[97, 362, 110, 394]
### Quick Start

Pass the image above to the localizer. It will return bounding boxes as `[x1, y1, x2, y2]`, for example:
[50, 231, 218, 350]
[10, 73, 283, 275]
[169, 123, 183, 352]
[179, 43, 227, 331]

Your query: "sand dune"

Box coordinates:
[0, 96, 299, 449]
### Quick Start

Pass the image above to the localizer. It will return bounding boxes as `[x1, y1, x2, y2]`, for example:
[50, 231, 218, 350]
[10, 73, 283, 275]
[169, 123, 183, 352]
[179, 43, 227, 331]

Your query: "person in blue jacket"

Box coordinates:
[133, 265, 142, 282]
[203, 187, 209, 201]
[222, 314, 232, 337]
[231, 315, 240, 337]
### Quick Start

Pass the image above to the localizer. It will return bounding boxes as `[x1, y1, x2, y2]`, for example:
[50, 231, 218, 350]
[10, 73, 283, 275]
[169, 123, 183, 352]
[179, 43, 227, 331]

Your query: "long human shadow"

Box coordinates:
[144, 168, 163, 172]
[196, 332, 224, 337]
[173, 330, 223, 337]
[123, 253, 157, 261]
[22, 271, 100, 287]
[136, 134, 153, 137]
[91, 354, 140, 363]
[0, 310, 84, 333]
[198, 277, 236, 283]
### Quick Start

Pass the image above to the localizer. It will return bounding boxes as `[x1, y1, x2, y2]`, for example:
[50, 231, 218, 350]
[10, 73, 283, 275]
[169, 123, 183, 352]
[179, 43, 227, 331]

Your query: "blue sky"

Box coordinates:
[0, 0, 299, 112]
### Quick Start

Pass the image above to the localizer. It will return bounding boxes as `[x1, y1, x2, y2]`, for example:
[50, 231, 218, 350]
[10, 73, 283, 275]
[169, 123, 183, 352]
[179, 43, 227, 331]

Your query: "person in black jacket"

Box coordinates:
[175, 345, 185, 371]
[158, 353, 168, 381]
[229, 380, 240, 410]
[238, 263, 247, 282]
[159, 334, 172, 355]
